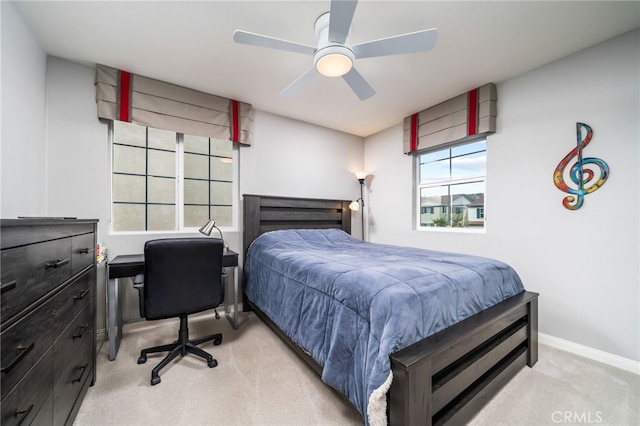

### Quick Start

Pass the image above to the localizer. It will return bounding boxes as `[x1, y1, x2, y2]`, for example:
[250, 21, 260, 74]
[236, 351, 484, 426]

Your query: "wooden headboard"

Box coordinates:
[243, 194, 352, 257]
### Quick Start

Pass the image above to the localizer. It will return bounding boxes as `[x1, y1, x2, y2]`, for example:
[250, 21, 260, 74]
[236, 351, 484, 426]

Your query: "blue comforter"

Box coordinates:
[244, 229, 524, 424]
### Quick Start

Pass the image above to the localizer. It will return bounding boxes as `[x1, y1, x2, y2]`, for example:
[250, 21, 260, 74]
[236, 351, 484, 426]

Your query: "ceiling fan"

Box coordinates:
[233, 0, 438, 101]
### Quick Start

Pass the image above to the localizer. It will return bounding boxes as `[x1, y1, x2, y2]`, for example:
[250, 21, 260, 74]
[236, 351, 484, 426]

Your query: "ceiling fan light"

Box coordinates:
[316, 52, 352, 77]
[314, 45, 355, 77]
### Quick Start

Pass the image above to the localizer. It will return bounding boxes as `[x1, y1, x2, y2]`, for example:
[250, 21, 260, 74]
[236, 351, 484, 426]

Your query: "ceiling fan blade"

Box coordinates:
[352, 28, 438, 59]
[233, 30, 316, 56]
[342, 67, 375, 101]
[328, 0, 358, 44]
[280, 67, 319, 97]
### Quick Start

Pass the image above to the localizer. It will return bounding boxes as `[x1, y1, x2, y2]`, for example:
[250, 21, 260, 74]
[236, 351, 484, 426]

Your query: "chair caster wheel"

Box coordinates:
[213, 337, 222, 346]
[151, 374, 161, 385]
[208, 358, 218, 368]
[138, 355, 147, 364]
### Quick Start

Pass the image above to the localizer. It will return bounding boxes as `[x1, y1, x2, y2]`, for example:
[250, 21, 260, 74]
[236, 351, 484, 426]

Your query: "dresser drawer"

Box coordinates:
[71, 233, 95, 276]
[1, 238, 72, 322]
[1, 296, 57, 400]
[53, 303, 93, 386]
[53, 332, 92, 426]
[49, 272, 93, 340]
[0, 348, 53, 426]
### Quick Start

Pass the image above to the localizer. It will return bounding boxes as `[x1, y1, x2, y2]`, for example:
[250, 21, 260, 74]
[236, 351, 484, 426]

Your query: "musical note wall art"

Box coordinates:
[553, 122, 609, 210]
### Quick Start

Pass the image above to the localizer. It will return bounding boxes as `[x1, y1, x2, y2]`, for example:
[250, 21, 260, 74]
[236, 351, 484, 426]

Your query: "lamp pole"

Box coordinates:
[358, 178, 365, 239]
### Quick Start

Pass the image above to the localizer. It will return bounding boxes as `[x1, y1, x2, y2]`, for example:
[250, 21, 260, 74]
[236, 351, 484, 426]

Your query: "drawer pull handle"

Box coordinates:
[45, 258, 69, 269]
[72, 324, 90, 339]
[15, 404, 33, 424]
[1, 342, 35, 374]
[0, 280, 17, 294]
[78, 248, 91, 254]
[74, 289, 90, 300]
[72, 364, 89, 383]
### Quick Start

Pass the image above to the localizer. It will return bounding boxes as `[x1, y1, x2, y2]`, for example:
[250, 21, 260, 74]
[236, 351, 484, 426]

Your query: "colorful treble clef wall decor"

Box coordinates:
[553, 122, 609, 210]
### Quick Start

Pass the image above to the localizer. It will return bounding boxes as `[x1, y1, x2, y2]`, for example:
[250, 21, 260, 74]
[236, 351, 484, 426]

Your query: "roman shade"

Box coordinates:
[403, 83, 496, 154]
[95, 64, 253, 146]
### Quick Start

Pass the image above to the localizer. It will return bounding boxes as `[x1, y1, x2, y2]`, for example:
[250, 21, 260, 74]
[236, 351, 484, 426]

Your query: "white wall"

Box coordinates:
[365, 29, 640, 362]
[1, 1, 47, 217]
[240, 111, 364, 203]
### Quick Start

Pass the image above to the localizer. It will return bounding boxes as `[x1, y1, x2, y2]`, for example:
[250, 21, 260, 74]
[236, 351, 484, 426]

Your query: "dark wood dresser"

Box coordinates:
[1, 218, 98, 426]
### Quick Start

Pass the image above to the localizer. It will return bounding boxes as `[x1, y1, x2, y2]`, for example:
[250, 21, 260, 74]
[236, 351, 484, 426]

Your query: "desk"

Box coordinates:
[106, 249, 239, 361]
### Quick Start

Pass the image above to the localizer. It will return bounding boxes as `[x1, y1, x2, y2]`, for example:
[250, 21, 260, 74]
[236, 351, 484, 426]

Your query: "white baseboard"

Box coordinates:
[539, 333, 639, 375]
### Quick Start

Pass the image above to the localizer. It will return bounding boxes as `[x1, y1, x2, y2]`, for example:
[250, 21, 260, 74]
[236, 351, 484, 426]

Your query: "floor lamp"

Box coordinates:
[349, 171, 370, 240]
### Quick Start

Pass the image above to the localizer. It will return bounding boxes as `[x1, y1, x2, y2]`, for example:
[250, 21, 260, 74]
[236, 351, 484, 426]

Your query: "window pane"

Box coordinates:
[148, 149, 175, 177]
[184, 179, 209, 205]
[419, 186, 449, 227]
[113, 204, 145, 231]
[184, 153, 209, 179]
[450, 182, 485, 227]
[113, 174, 145, 202]
[147, 205, 176, 231]
[184, 134, 210, 155]
[113, 145, 145, 174]
[111, 123, 236, 233]
[451, 140, 485, 157]
[211, 181, 232, 205]
[210, 206, 232, 227]
[148, 176, 175, 203]
[211, 139, 233, 157]
[420, 158, 449, 183]
[184, 206, 209, 228]
[148, 128, 176, 151]
[420, 149, 449, 164]
[451, 150, 486, 180]
[114, 121, 146, 147]
[211, 157, 233, 181]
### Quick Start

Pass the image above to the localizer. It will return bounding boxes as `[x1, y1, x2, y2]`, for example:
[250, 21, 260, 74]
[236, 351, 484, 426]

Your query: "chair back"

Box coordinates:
[143, 238, 224, 320]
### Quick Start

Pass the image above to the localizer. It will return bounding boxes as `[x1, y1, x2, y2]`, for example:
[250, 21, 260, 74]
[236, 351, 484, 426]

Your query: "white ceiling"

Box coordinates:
[12, 1, 640, 137]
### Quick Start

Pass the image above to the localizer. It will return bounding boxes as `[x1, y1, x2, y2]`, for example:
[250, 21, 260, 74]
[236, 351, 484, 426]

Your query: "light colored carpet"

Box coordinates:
[74, 312, 639, 425]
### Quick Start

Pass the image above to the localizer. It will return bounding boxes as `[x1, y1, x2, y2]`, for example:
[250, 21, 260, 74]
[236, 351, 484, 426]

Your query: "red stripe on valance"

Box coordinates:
[467, 88, 478, 136]
[119, 71, 131, 122]
[230, 99, 240, 142]
[410, 113, 418, 152]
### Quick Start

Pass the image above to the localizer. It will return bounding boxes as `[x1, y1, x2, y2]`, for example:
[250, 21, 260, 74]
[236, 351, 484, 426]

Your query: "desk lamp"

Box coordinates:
[199, 219, 227, 251]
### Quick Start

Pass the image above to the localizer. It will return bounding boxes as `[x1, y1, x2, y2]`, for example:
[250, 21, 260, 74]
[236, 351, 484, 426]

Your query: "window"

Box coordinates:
[417, 140, 486, 229]
[111, 121, 235, 232]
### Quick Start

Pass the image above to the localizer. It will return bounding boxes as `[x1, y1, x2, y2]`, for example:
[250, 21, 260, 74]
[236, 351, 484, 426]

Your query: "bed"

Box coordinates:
[242, 194, 538, 426]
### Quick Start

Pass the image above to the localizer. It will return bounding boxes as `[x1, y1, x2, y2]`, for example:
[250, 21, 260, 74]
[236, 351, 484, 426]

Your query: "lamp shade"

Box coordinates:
[199, 219, 217, 236]
[199, 219, 226, 250]
[354, 171, 370, 180]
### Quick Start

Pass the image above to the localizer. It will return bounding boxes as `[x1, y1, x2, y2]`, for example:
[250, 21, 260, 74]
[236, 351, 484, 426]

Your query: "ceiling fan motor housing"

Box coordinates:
[314, 12, 355, 77]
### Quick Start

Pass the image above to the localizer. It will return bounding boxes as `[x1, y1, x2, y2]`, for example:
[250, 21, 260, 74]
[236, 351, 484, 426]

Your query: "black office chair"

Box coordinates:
[136, 238, 225, 385]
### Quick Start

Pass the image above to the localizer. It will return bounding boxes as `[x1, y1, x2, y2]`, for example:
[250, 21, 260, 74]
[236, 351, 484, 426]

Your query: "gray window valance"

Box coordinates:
[95, 64, 253, 146]
[403, 83, 496, 154]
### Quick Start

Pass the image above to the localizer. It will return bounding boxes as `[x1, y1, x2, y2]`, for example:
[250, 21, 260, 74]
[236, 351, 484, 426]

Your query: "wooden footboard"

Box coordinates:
[389, 291, 538, 426]
[245, 290, 538, 426]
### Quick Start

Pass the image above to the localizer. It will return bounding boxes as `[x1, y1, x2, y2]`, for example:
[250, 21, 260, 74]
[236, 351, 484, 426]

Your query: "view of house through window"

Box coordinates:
[417, 140, 486, 229]
[111, 121, 234, 232]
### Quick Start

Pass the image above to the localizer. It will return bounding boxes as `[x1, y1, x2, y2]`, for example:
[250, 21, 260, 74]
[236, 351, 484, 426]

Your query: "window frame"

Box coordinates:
[108, 120, 239, 234]
[414, 138, 487, 233]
